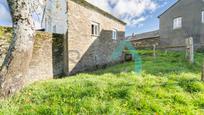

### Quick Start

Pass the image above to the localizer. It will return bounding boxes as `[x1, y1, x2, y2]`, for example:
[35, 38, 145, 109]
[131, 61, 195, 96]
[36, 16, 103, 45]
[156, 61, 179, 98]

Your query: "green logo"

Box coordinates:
[112, 40, 142, 74]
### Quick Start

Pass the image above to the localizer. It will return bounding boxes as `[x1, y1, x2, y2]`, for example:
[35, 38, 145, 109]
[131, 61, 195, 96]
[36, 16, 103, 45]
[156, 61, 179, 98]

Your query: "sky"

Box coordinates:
[0, 0, 177, 36]
[0, 0, 44, 29]
[86, 0, 177, 36]
[0, 0, 12, 27]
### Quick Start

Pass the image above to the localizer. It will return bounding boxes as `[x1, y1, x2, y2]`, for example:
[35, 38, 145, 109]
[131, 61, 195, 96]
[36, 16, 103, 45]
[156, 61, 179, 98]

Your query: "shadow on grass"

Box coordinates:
[87, 54, 202, 77]
[66, 51, 204, 92]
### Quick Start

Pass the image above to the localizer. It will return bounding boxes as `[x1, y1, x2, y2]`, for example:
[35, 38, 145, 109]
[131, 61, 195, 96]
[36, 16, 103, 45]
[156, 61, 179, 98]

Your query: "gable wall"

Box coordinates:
[159, 0, 204, 50]
[66, 0, 126, 74]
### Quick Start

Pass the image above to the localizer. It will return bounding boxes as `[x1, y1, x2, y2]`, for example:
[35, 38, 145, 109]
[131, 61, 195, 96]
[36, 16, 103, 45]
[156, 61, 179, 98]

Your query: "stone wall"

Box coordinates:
[26, 32, 64, 83]
[67, 0, 126, 74]
[159, 0, 204, 50]
[130, 37, 160, 49]
[0, 31, 64, 84]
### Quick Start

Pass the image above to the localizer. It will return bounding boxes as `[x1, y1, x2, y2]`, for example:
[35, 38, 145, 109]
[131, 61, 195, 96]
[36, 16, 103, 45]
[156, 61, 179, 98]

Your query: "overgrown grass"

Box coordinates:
[0, 51, 204, 114]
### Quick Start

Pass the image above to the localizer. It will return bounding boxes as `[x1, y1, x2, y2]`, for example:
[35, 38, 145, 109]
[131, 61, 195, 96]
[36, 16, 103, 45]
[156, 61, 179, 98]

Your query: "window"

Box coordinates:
[112, 29, 117, 40]
[91, 22, 100, 36]
[173, 17, 182, 29]
[202, 11, 204, 23]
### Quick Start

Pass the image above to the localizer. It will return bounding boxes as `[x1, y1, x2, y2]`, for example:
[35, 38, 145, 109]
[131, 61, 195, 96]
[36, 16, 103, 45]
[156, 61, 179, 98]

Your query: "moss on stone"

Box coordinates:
[34, 32, 52, 49]
[0, 27, 13, 43]
[34, 32, 64, 50]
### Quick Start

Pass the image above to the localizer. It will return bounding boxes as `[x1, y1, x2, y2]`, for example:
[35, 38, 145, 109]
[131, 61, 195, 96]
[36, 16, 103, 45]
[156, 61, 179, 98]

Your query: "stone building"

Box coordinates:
[65, 0, 126, 74]
[129, 0, 204, 50]
[43, 0, 126, 75]
[0, 0, 126, 84]
[159, 0, 204, 50]
[129, 30, 160, 48]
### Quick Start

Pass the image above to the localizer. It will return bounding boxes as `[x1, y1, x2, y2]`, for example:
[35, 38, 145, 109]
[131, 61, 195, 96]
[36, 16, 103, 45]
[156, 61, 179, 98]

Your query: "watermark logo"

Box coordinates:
[111, 40, 142, 74]
[68, 40, 142, 74]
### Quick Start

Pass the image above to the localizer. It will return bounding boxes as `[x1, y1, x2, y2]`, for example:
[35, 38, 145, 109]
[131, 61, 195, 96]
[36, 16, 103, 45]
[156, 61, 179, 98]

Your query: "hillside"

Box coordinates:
[0, 51, 204, 114]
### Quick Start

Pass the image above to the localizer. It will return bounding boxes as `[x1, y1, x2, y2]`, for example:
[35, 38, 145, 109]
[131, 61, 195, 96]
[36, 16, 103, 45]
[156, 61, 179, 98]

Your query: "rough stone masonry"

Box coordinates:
[0, 0, 126, 85]
[66, 0, 126, 75]
[0, 31, 64, 85]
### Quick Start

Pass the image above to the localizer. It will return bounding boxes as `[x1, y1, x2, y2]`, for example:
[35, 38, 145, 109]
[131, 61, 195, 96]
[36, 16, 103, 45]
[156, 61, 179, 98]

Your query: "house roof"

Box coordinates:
[129, 30, 159, 41]
[72, 0, 126, 25]
[158, 0, 181, 18]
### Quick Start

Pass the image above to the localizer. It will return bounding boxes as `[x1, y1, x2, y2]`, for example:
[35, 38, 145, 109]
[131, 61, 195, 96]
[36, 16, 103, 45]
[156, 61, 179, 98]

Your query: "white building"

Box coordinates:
[42, 0, 67, 34]
[0, 0, 67, 34]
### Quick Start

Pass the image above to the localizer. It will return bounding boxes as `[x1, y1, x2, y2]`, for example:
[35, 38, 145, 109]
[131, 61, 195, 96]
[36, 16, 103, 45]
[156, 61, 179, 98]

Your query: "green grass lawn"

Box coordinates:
[0, 51, 204, 114]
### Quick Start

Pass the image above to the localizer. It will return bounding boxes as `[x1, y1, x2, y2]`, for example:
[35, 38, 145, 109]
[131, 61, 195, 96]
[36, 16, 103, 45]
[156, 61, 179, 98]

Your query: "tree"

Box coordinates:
[0, 0, 36, 97]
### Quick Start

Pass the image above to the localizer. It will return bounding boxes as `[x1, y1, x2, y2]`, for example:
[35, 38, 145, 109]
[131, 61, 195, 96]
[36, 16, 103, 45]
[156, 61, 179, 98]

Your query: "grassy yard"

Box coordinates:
[0, 51, 204, 114]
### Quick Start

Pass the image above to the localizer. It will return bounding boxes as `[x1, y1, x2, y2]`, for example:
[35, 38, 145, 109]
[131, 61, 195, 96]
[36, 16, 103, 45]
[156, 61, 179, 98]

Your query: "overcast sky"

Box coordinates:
[0, 0, 177, 36]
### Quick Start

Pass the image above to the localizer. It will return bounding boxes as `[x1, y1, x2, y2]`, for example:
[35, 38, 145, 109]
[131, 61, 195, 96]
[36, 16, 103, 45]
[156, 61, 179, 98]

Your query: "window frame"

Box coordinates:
[91, 22, 100, 36]
[173, 17, 182, 29]
[112, 29, 118, 40]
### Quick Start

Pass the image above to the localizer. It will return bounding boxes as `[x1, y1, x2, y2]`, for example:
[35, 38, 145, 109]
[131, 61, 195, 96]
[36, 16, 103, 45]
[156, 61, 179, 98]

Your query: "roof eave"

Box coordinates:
[72, 0, 126, 25]
[130, 35, 160, 42]
[157, 0, 181, 18]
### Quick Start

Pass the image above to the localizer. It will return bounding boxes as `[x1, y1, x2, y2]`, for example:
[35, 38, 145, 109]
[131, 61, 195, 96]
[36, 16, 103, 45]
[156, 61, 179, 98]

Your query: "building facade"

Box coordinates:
[66, 0, 126, 74]
[129, 30, 160, 48]
[43, 0, 126, 75]
[43, 0, 67, 34]
[159, 0, 204, 50]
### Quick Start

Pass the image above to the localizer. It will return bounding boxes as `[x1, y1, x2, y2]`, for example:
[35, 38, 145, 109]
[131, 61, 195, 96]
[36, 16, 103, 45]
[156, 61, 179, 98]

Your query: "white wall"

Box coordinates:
[43, 0, 67, 34]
